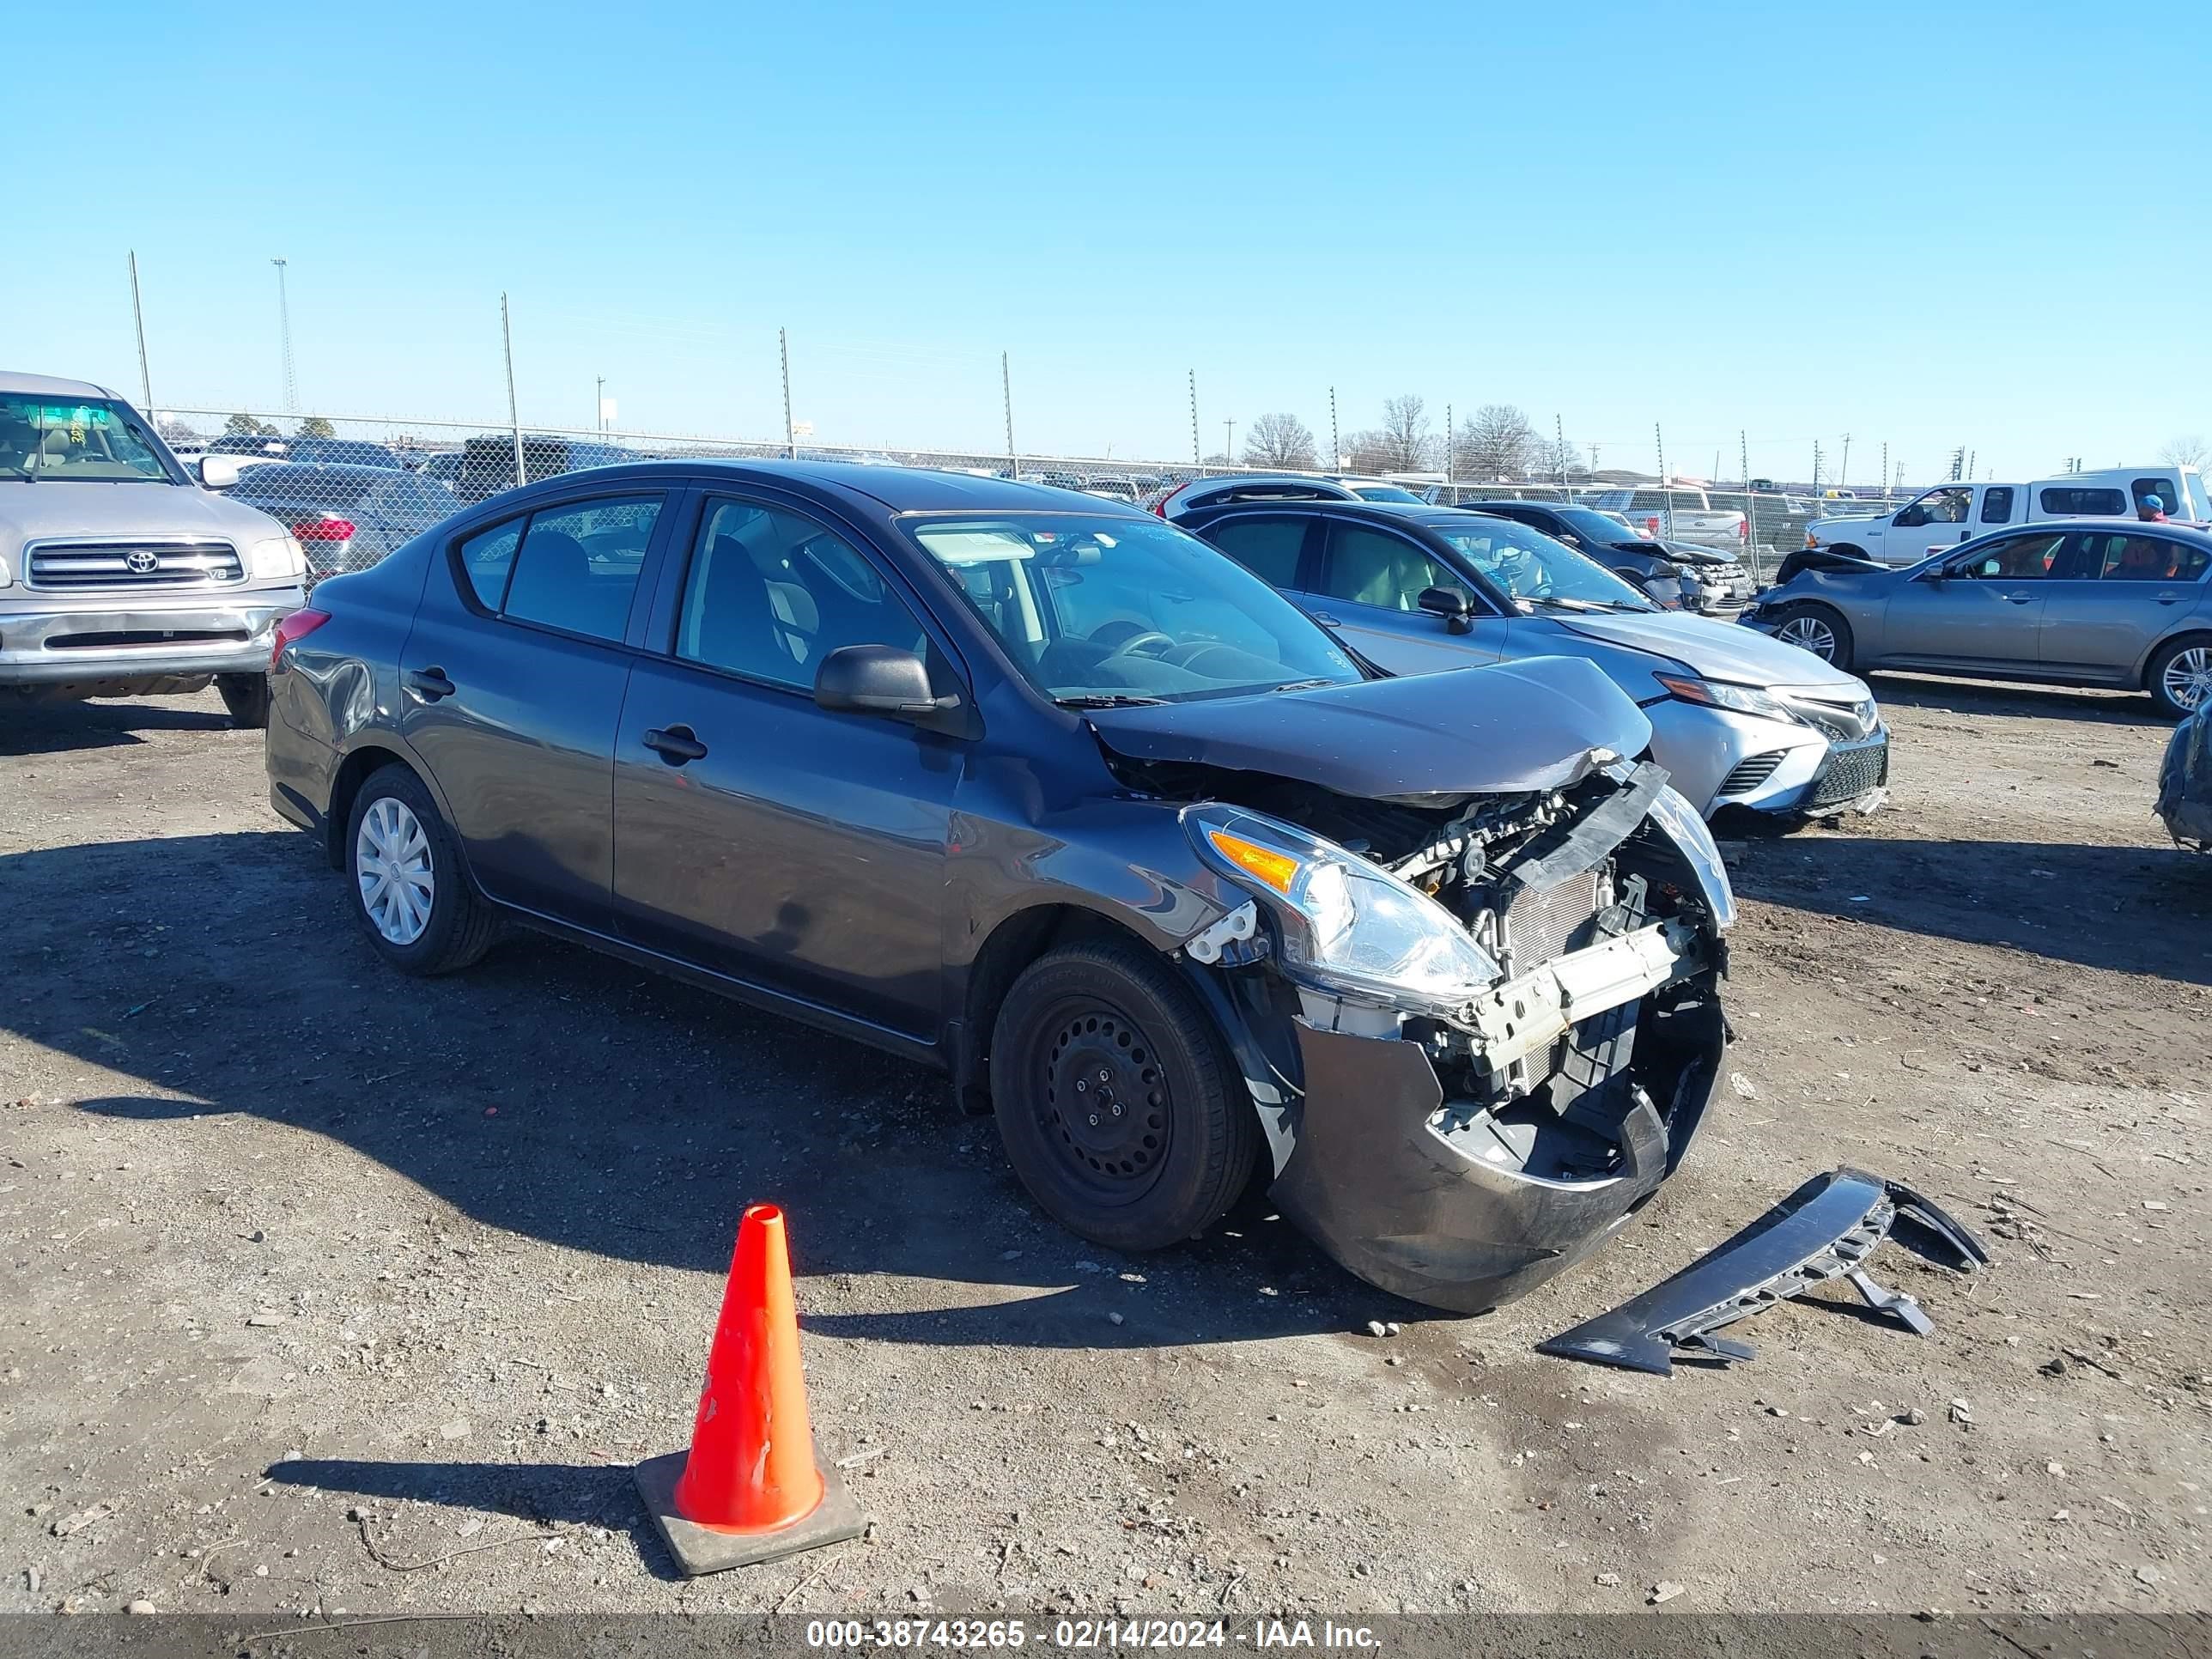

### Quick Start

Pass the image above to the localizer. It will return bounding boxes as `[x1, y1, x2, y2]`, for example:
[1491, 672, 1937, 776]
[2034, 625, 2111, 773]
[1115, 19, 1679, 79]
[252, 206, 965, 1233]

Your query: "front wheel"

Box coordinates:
[2147, 635, 2212, 719]
[1771, 602, 1854, 671]
[344, 764, 498, 975]
[990, 938, 1257, 1254]
[216, 672, 270, 729]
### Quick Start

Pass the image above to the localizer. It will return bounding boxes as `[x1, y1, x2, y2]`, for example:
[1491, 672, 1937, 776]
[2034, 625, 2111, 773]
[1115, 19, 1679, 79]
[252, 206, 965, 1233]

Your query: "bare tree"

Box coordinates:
[1455, 404, 1538, 482]
[1243, 412, 1319, 471]
[1345, 395, 1437, 473]
[1528, 432, 1586, 483]
[2161, 434, 2208, 470]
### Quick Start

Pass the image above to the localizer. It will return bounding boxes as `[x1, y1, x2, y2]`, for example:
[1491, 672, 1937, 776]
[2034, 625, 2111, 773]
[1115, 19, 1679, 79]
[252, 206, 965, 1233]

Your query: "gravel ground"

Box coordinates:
[2, 675, 2207, 1621]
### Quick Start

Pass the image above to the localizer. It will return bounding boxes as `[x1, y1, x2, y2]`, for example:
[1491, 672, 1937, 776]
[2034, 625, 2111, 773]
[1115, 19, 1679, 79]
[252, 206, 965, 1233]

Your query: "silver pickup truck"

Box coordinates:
[1, 371, 306, 726]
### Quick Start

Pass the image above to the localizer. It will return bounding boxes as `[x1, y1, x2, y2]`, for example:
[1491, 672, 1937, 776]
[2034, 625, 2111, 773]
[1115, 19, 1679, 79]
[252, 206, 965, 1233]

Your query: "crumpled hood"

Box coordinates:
[1555, 609, 1863, 690]
[1085, 655, 1654, 799]
[0, 480, 287, 567]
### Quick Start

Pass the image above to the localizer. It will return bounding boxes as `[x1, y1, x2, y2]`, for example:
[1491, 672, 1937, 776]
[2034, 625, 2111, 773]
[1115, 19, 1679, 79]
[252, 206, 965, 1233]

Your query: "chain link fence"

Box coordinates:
[155, 406, 1904, 586]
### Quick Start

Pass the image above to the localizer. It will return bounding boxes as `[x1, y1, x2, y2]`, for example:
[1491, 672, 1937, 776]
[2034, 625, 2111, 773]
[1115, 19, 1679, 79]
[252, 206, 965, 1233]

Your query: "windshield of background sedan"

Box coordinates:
[0, 395, 174, 483]
[909, 514, 1364, 706]
[1438, 523, 1657, 611]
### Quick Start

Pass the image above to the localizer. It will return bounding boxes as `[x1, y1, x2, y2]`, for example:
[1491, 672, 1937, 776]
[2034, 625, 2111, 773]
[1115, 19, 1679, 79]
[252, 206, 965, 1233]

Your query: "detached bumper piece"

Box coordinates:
[1536, 1166, 1990, 1375]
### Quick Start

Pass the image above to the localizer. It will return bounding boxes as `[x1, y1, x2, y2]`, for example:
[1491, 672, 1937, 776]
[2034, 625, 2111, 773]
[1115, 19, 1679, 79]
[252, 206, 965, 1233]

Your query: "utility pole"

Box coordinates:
[1188, 370, 1200, 470]
[271, 258, 298, 413]
[1223, 417, 1235, 463]
[1839, 433, 1851, 487]
[781, 328, 796, 460]
[1813, 441, 1823, 494]
[500, 292, 524, 484]
[595, 374, 606, 439]
[1740, 428, 1753, 566]
[1001, 350, 1017, 478]
[1557, 413, 1569, 489]
[127, 251, 153, 412]
[1328, 386, 1339, 471]
[1655, 422, 1671, 539]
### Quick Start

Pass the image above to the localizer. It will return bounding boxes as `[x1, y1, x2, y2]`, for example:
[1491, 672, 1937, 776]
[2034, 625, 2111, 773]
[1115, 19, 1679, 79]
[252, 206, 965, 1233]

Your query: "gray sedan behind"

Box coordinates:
[1739, 522, 2212, 716]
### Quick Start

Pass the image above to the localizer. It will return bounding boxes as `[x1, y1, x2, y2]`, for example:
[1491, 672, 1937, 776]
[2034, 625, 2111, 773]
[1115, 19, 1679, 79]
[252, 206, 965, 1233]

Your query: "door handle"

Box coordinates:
[2157, 593, 2183, 605]
[2002, 593, 2033, 605]
[642, 724, 708, 765]
[404, 667, 456, 701]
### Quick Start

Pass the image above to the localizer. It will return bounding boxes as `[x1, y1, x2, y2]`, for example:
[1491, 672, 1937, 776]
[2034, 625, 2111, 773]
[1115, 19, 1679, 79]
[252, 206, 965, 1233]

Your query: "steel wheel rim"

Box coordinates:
[356, 797, 434, 945]
[2163, 646, 2212, 711]
[1036, 1000, 1171, 1205]
[1777, 613, 1838, 660]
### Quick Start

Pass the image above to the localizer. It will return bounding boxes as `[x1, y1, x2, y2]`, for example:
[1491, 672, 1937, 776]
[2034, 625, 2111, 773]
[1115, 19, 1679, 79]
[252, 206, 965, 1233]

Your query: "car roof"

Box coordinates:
[0, 369, 123, 399]
[489, 459, 1155, 520]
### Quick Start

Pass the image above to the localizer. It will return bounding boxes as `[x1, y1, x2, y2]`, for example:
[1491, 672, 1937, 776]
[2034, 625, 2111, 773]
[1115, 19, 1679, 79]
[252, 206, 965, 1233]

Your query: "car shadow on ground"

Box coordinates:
[1729, 835, 2212, 985]
[4, 830, 1445, 1349]
[1864, 672, 2174, 729]
[1, 696, 237, 754]
[259, 1458, 683, 1579]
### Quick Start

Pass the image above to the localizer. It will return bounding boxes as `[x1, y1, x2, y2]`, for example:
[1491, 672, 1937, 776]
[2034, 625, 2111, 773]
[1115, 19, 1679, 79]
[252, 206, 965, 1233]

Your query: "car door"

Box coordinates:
[1301, 518, 1507, 675]
[611, 492, 963, 1039]
[1881, 485, 1978, 566]
[399, 489, 670, 931]
[1876, 530, 2064, 671]
[2037, 530, 2212, 682]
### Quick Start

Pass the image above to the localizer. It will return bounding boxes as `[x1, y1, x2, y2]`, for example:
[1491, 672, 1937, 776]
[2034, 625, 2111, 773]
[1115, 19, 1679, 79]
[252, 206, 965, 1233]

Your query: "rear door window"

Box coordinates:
[1978, 486, 2014, 524]
[1203, 516, 1311, 587]
[500, 495, 662, 641]
[2081, 532, 2209, 583]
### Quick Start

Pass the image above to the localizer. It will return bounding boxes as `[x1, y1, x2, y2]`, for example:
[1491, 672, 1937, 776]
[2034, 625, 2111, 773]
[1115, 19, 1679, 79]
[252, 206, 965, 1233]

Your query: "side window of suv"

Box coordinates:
[1204, 517, 1310, 587]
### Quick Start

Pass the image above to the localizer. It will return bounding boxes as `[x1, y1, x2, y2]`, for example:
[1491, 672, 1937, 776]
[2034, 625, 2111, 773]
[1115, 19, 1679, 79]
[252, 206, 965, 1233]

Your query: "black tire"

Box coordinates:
[2146, 635, 2212, 720]
[343, 763, 498, 975]
[216, 672, 271, 729]
[989, 937, 1257, 1254]
[1769, 601, 1854, 671]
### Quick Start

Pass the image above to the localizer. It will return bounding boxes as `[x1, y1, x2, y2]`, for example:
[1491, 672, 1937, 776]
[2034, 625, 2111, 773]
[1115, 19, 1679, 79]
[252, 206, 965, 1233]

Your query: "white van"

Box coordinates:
[1805, 467, 2210, 566]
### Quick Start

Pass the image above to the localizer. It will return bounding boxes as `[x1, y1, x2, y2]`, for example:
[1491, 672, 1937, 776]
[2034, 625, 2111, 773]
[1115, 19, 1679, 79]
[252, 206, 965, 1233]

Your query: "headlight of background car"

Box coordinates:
[1654, 673, 1794, 724]
[1183, 805, 1500, 1017]
[249, 535, 307, 581]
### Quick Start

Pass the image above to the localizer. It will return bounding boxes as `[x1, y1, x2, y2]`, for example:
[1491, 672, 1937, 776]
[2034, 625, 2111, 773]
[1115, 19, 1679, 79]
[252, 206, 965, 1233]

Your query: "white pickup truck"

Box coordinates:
[1805, 467, 2211, 567]
[1581, 486, 1748, 551]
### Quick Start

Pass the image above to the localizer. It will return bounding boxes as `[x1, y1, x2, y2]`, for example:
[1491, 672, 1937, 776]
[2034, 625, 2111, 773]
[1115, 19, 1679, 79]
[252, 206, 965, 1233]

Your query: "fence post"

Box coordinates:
[1443, 402, 1452, 492]
[1654, 422, 1671, 541]
[1188, 370, 1200, 470]
[1001, 350, 1018, 479]
[781, 328, 796, 460]
[1556, 412, 1567, 494]
[500, 292, 525, 485]
[1740, 428, 1757, 580]
[1328, 386, 1339, 472]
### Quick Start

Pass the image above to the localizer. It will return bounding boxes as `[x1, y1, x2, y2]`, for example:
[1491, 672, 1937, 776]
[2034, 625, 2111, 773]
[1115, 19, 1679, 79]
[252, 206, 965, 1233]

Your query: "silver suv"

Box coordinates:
[1, 372, 307, 726]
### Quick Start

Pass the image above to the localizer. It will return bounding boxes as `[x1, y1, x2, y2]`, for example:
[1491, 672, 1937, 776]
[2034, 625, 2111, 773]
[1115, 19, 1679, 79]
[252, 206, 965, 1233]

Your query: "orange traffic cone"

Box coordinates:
[634, 1203, 865, 1575]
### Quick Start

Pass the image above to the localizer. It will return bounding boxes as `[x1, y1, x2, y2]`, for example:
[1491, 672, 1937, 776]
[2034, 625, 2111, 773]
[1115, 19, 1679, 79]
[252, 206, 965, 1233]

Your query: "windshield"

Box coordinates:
[1555, 507, 1649, 544]
[0, 394, 176, 483]
[907, 514, 1364, 705]
[1350, 483, 1424, 503]
[1437, 522, 1657, 611]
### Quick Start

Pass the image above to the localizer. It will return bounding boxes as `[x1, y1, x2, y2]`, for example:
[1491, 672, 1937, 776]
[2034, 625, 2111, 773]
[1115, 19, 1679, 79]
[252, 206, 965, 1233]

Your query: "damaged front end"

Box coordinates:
[1126, 743, 1734, 1313]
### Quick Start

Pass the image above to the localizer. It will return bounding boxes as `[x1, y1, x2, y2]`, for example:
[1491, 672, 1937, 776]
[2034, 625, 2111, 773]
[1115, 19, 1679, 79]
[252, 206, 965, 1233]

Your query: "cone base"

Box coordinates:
[634, 1450, 866, 1577]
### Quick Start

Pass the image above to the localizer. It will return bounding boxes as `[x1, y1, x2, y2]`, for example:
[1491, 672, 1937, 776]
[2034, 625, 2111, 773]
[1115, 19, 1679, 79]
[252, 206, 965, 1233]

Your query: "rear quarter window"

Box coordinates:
[455, 519, 522, 610]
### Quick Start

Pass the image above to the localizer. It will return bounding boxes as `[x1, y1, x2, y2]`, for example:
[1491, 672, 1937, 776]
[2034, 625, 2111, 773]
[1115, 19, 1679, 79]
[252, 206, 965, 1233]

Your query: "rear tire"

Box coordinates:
[344, 764, 498, 975]
[216, 672, 270, 729]
[1771, 602, 1854, 671]
[990, 938, 1257, 1254]
[2147, 635, 2212, 719]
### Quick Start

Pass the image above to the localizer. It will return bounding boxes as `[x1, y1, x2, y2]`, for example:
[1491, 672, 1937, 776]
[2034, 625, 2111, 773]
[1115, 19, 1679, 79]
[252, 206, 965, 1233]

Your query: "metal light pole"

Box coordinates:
[1839, 433, 1851, 487]
[500, 292, 524, 484]
[127, 252, 154, 412]
[1188, 370, 1200, 469]
[1328, 386, 1339, 471]
[1001, 350, 1017, 478]
[596, 375, 606, 439]
[271, 258, 299, 413]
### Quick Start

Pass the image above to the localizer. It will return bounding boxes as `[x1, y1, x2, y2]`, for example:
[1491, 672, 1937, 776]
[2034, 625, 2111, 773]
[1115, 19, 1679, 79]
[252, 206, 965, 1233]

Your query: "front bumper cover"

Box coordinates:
[1270, 1002, 1723, 1314]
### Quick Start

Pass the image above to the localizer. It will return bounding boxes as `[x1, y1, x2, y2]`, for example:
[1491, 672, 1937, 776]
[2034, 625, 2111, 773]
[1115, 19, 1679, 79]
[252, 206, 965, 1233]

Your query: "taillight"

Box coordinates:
[271, 607, 331, 672]
[293, 517, 356, 542]
[1645, 515, 1661, 537]
[1738, 519, 1748, 540]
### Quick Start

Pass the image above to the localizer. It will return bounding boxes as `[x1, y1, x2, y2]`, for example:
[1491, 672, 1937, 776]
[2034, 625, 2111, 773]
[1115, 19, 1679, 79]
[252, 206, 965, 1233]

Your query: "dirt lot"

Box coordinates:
[2, 676, 2207, 1622]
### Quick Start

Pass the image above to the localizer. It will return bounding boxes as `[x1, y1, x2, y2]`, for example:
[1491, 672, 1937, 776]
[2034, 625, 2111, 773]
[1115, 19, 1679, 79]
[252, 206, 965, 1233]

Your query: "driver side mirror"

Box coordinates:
[1417, 586, 1474, 634]
[814, 645, 963, 726]
[198, 455, 242, 489]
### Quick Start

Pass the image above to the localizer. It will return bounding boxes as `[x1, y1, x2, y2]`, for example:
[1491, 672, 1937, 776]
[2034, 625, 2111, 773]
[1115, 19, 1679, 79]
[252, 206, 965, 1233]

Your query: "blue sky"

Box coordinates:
[9, 2, 2207, 483]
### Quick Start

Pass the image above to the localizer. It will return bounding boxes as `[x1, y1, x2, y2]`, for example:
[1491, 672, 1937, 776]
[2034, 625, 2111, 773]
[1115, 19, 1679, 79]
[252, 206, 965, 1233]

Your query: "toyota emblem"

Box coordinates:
[125, 550, 161, 575]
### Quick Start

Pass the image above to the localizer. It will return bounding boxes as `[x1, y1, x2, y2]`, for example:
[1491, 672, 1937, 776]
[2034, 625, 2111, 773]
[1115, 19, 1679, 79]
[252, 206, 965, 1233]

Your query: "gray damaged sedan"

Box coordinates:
[1742, 523, 2212, 717]
[265, 462, 1735, 1312]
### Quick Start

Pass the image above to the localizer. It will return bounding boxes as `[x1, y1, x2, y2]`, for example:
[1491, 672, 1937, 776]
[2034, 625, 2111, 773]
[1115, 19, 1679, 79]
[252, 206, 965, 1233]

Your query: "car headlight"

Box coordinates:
[1654, 673, 1796, 724]
[249, 534, 306, 581]
[1644, 783, 1736, 930]
[1183, 805, 1500, 1017]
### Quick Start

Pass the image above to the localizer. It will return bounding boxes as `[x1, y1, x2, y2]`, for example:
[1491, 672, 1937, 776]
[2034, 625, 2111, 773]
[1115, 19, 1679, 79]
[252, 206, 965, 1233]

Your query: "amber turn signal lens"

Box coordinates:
[1204, 826, 1301, 895]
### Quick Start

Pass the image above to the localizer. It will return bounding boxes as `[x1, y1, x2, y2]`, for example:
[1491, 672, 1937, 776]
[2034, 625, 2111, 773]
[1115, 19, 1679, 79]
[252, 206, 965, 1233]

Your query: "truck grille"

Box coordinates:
[25, 541, 245, 592]
[1809, 738, 1890, 806]
[1504, 867, 1605, 966]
